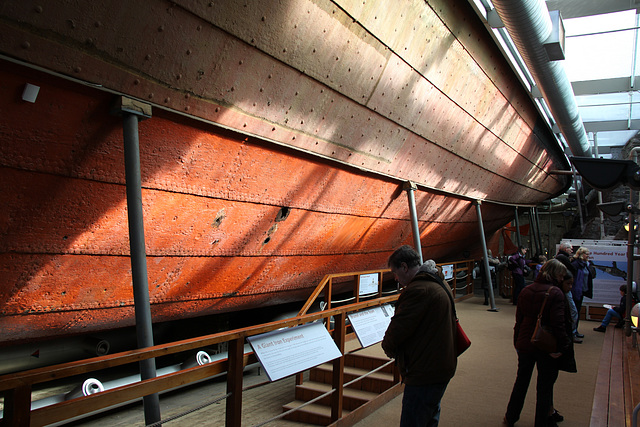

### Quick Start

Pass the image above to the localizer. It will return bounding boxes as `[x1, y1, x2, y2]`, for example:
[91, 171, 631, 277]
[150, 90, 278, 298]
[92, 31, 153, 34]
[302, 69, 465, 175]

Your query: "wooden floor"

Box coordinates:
[590, 326, 640, 427]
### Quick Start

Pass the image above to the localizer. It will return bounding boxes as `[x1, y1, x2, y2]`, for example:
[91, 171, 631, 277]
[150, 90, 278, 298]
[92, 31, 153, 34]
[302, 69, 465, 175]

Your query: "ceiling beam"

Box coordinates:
[571, 77, 639, 96]
[553, 119, 640, 133]
[546, 0, 640, 20]
[532, 76, 638, 98]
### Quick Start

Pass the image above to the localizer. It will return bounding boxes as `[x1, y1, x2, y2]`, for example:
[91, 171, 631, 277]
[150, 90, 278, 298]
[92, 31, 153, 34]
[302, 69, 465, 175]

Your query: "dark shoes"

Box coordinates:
[551, 409, 564, 422]
[575, 333, 584, 338]
[572, 336, 583, 343]
[593, 325, 606, 332]
[615, 320, 624, 329]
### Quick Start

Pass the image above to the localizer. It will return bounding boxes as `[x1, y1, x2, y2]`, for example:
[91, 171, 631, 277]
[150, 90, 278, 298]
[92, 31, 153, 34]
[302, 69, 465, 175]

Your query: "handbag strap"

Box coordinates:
[537, 290, 550, 320]
[422, 272, 458, 320]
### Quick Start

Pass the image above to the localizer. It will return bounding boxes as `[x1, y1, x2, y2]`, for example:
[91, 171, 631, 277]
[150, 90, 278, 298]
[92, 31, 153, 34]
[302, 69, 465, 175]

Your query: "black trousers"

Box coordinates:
[505, 350, 559, 427]
[512, 274, 525, 305]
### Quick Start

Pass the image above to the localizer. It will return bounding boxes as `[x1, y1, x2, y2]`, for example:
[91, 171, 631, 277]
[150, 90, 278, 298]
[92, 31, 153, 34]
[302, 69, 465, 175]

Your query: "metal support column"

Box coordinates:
[404, 181, 423, 264]
[548, 200, 552, 254]
[475, 201, 498, 311]
[627, 191, 636, 338]
[572, 166, 585, 233]
[534, 207, 543, 255]
[115, 97, 161, 425]
[514, 207, 522, 249]
[528, 207, 538, 255]
[593, 133, 605, 239]
[532, 207, 542, 255]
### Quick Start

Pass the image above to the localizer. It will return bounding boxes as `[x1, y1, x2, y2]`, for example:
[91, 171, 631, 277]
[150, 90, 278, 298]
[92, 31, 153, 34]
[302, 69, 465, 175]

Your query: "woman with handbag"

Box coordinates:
[504, 259, 571, 427]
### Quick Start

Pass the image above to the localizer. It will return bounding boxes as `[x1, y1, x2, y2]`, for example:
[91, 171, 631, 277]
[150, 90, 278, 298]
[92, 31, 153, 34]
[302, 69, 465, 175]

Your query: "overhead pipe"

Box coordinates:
[490, 0, 591, 158]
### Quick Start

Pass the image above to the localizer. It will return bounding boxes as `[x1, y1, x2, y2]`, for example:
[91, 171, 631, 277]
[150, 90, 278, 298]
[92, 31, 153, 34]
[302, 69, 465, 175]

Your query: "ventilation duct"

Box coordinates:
[490, 0, 591, 158]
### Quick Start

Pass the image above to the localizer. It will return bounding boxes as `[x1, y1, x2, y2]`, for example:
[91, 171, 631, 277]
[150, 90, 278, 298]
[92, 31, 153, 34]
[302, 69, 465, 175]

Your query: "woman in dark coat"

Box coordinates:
[504, 259, 571, 427]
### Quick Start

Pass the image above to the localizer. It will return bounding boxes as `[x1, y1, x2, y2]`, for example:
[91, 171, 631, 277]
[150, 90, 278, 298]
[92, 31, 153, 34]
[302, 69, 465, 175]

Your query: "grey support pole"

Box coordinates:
[514, 207, 522, 249]
[475, 201, 498, 311]
[528, 208, 538, 255]
[548, 201, 552, 255]
[534, 207, 543, 255]
[404, 181, 423, 264]
[115, 97, 161, 425]
[627, 191, 636, 338]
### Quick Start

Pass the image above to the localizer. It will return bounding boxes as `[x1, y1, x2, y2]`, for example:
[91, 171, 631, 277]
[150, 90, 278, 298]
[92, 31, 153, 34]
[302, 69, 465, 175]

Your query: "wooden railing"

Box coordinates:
[298, 260, 476, 318]
[0, 261, 475, 427]
[298, 268, 395, 316]
[0, 295, 399, 427]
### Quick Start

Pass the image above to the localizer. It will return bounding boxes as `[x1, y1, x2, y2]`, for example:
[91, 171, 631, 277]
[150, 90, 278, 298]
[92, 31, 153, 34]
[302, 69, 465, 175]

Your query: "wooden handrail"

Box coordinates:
[298, 260, 477, 317]
[0, 294, 399, 427]
[0, 260, 476, 426]
[298, 268, 393, 317]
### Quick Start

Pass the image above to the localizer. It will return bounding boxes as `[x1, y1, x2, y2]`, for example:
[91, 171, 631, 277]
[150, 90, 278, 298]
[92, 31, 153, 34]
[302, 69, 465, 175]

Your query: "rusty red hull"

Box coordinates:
[0, 0, 569, 344]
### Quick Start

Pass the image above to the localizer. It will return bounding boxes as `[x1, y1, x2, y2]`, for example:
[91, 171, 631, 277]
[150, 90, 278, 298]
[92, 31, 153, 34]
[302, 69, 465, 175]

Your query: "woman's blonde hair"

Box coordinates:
[539, 258, 568, 282]
[574, 247, 590, 260]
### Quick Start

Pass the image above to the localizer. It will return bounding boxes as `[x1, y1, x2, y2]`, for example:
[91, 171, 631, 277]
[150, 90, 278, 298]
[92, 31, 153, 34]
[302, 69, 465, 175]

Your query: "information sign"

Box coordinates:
[348, 304, 395, 348]
[247, 322, 342, 381]
[442, 264, 454, 280]
[359, 273, 379, 296]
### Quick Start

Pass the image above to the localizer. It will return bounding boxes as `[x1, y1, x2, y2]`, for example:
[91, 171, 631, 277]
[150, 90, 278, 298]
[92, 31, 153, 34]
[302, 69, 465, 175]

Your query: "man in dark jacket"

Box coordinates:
[554, 243, 576, 276]
[382, 245, 457, 427]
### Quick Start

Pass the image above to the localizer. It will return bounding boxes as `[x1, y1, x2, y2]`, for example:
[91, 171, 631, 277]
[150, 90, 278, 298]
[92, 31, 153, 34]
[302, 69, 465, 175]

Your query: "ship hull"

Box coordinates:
[0, 0, 569, 344]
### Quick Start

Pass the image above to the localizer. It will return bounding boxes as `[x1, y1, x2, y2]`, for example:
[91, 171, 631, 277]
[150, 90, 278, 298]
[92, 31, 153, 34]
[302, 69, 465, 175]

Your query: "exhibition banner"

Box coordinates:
[560, 240, 627, 306]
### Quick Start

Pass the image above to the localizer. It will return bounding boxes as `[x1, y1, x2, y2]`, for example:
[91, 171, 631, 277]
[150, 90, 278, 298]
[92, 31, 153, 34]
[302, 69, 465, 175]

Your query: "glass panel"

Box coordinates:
[563, 10, 636, 81]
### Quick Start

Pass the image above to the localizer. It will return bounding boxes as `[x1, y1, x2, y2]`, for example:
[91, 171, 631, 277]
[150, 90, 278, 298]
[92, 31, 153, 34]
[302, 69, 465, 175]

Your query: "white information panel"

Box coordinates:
[348, 304, 395, 348]
[442, 264, 454, 280]
[359, 273, 379, 296]
[247, 322, 342, 381]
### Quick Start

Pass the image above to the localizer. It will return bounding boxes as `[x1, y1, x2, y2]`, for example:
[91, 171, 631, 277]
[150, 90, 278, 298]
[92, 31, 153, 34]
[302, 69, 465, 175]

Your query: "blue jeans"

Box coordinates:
[565, 292, 578, 334]
[400, 382, 449, 427]
[601, 308, 622, 327]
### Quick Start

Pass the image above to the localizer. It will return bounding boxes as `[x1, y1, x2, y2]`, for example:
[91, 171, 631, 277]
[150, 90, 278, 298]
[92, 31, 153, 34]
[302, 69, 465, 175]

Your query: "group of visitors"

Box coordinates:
[379, 243, 627, 427]
[504, 243, 616, 427]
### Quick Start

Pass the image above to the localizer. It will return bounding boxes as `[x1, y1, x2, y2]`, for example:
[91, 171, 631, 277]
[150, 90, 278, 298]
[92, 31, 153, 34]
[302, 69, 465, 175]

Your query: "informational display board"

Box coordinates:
[442, 264, 454, 281]
[247, 322, 342, 382]
[359, 273, 379, 296]
[559, 240, 627, 307]
[347, 304, 395, 348]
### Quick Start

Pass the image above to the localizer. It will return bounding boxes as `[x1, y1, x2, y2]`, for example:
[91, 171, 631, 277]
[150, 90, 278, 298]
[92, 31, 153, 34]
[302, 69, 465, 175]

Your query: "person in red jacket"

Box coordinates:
[382, 245, 457, 427]
[504, 259, 570, 427]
